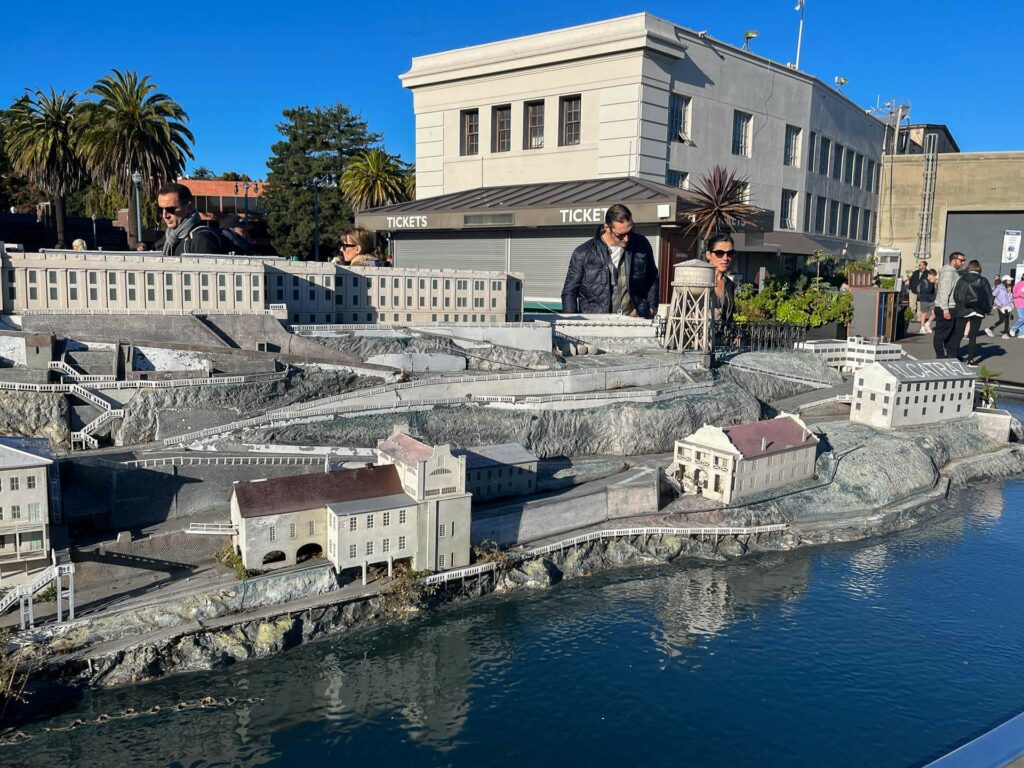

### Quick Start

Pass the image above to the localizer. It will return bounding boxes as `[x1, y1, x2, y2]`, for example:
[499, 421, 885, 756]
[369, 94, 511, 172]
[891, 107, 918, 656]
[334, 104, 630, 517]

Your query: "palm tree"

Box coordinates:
[3, 89, 86, 248]
[684, 165, 762, 246]
[340, 149, 410, 211]
[77, 69, 194, 246]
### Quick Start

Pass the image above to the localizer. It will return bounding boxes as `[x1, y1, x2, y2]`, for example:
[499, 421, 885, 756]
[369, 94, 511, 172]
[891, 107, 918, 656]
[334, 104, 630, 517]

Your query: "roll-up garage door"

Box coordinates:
[509, 228, 593, 306]
[393, 232, 507, 272]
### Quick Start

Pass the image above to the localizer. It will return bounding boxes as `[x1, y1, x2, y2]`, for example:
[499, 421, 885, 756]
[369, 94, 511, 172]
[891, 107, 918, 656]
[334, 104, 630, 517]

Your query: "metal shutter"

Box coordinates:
[509, 228, 593, 306]
[393, 232, 507, 272]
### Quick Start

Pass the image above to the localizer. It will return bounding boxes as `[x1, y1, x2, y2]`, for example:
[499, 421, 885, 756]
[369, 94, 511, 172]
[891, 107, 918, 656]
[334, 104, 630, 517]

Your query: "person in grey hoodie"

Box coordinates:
[932, 251, 966, 358]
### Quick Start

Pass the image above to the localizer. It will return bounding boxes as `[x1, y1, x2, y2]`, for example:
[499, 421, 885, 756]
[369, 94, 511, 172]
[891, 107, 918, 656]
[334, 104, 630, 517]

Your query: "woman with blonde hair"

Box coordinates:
[336, 228, 386, 267]
[71, 238, 87, 251]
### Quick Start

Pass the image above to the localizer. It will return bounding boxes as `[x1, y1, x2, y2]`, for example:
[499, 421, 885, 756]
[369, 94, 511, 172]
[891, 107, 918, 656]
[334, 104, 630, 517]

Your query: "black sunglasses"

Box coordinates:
[710, 249, 736, 258]
[158, 205, 180, 214]
[340, 242, 357, 249]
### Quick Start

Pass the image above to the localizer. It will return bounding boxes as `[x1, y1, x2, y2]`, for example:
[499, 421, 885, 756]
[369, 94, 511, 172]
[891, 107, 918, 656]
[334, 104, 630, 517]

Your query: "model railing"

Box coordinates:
[48, 361, 116, 383]
[0, 370, 286, 394]
[419, 523, 789, 586]
[21, 307, 280, 316]
[67, 382, 112, 410]
[79, 408, 125, 435]
[791, 393, 854, 412]
[187, 522, 238, 535]
[0, 559, 75, 628]
[723, 360, 838, 388]
[124, 455, 326, 468]
[292, 321, 539, 333]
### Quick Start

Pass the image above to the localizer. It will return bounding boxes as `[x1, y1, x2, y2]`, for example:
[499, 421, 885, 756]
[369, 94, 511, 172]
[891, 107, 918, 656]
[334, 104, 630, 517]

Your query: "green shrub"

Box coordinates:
[216, 545, 256, 581]
[735, 280, 852, 327]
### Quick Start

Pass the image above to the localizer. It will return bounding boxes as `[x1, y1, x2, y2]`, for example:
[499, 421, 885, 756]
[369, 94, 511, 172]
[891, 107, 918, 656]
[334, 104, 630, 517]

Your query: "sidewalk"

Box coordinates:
[899, 322, 1024, 386]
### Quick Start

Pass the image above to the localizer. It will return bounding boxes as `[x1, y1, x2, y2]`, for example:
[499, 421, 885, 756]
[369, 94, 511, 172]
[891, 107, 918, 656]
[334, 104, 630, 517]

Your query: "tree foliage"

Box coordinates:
[190, 165, 215, 179]
[685, 165, 762, 244]
[0, 108, 45, 213]
[734, 277, 853, 327]
[340, 148, 410, 211]
[3, 89, 87, 246]
[263, 103, 380, 259]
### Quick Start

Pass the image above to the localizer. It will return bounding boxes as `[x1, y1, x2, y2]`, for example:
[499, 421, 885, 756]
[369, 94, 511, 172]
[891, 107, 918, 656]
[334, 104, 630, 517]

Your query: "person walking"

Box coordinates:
[984, 275, 1015, 338]
[932, 251, 966, 358]
[952, 259, 993, 366]
[916, 269, 937, 332]
[908, 260, 928, 320]
[1009, 275, 1024, 338]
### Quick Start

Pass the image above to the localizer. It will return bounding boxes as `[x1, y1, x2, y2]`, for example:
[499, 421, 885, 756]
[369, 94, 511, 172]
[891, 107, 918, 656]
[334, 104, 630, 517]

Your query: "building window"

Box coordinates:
[309, 521, 316, 536]
[439, 553, 446, 568]
[862, 210, 872, 241]
[399, 535, 406, 550]
[366, 514, 374, 529]
[804, 193, 813, 234]
[9, 477, 18, 491]
[666, 170, 689, 189]
[784, 125, 801, 167]
[460, 109, 479, 156]
[523, 100, 544, 149]
[807, 131, 816, 172]
[668, 94, 691, 141]
[850, 207, 860, 240]
[843, 149, 855, 184]
[289, 523, 296, 539]
[832, 143, 843, 180]
[269, 526, 276, 542]
[26, 475, 36, 490]
[559, 95, 581, 146]
[349, 517, 357, 531]
[780, 189, 797, 230]
[829, 200, 840, 236]
[731, 111, 752, 157]
[366, 541, 373, 556]
[399, 510, 407, 524]
[492, 104, 511, 152]
[818, 137, 831, 176]
[840, 203, 851, 237]
[10, 505, 20, 519]
[383, 511, 390, 526]
[349, 544, 357, 559]
[383, 538, 390, 553]
[439, 523, 446, 538]
[853, 153, 864, 187]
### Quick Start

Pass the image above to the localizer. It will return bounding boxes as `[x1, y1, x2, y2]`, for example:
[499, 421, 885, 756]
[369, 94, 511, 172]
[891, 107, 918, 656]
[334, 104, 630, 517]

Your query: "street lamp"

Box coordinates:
[243, 181, 251, 215]
[91, 214, 97, 250]
[131, 171, 143, 248]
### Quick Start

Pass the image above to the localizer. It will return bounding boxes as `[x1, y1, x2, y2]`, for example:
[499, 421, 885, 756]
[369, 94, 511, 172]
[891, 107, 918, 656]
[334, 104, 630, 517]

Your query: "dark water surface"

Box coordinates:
[6, 406, 1024, 768]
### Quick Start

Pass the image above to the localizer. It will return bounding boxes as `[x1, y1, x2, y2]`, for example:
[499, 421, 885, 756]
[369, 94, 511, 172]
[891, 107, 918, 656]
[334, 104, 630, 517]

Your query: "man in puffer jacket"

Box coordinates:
[560, 204, 659, 318]
[952, 259, 993, 366]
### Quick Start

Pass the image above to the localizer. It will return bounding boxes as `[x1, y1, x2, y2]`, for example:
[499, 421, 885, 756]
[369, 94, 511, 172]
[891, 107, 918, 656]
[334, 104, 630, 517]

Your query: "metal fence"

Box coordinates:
[717, 321, 809, 353]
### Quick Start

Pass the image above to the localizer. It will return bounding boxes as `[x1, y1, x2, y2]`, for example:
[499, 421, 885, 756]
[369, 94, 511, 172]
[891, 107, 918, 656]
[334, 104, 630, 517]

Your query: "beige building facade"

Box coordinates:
[671, 415, 819, 504]
[877, 151, 1024, 277]
[454, 443, 538, 502]
[0, 437, 53, 583]
[850, 360, 975, 430]
[794, 335, 903, 373]
[1, 247, 524, 325]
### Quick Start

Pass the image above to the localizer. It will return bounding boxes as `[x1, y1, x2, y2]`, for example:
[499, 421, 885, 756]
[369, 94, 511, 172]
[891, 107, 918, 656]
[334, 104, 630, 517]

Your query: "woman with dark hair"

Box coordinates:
[335, 227, 386, 267]
[704, 232, 736, 329]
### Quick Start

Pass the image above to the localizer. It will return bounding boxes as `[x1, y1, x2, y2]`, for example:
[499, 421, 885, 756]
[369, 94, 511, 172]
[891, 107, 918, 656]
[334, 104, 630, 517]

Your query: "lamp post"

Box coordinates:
[131, 171, 143, 248]
[243, 181, 251, 215]
[794, 0, 806, 70]
[91, 214, 97, 250]
[313, 180, 321, 261]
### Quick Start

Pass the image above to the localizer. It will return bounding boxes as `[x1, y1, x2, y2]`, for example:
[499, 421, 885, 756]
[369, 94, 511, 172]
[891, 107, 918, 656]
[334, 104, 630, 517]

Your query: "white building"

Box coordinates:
[0, 437, 54, 584]
[671, 414, 819, 504]
[850, 360, 976, 430]
[230, 429, 471, 581]
[795, 335, 903, 372]
[396, 12, 884, 270]
[453, 443, 539, 502]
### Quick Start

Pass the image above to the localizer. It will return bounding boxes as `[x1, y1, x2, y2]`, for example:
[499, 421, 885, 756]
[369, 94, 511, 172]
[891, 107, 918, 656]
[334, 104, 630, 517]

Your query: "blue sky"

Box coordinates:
[4, 0, 1020, 180]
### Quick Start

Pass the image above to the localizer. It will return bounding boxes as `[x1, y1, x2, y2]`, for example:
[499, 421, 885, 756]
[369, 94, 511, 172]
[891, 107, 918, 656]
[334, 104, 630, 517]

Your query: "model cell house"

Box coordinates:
[794, 335, 903, 373]
[453, 443, 539, 502]
[0, 436, 55, 583]
[230, 429, 471, 581]
[850, 360, 976, 429]
[671, 415, 819, 504]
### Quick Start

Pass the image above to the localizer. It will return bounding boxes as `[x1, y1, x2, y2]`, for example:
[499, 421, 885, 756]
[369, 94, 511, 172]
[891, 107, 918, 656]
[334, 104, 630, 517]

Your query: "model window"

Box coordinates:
[349, 517, 357, 531]
[399, 510, 407, 524]
[366, 541, 373, 556]
[366, 514, 374, 529]
[399, 536, 406, 550]
[349, 544, 357, 559]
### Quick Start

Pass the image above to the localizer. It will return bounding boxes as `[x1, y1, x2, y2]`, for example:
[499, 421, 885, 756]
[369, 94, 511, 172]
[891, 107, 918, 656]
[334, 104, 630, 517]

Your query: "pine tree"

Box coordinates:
[263, 103, 379, 260]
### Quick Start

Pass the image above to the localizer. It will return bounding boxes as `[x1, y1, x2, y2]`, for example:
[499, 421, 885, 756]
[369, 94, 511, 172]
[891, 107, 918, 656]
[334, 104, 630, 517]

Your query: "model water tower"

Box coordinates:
[663, 259, 715, 366]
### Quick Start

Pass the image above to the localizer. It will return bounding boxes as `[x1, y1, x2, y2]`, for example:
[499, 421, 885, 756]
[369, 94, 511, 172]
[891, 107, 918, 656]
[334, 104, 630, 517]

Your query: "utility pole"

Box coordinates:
[795, 0, 806, 70]
[313, 180, 320, 261]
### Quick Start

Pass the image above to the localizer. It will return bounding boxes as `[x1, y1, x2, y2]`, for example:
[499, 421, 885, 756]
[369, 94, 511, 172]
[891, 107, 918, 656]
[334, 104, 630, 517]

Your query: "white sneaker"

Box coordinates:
[1002, 334, 1010, 339]
[984, 328, 994, 337]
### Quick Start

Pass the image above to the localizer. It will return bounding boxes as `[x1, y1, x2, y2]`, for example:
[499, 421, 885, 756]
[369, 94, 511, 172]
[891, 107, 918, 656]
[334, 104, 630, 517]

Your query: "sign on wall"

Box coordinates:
[1002, 229, 1021, 263]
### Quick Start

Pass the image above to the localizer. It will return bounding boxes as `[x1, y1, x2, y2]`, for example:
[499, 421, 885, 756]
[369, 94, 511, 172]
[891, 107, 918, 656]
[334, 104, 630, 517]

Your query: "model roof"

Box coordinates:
[0, 437, 53, 470]
[232, 465, 404, 519]
[328, 491, 418, 518]
[378, 430, 434, 464]
[453, 443, 538, 468]
[722, 416, 819, 459]
[875, 360, 975, 383]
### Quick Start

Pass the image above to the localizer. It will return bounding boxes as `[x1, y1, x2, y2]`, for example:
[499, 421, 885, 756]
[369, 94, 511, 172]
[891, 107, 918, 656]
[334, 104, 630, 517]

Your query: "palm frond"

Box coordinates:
[684, 165, 763, 245]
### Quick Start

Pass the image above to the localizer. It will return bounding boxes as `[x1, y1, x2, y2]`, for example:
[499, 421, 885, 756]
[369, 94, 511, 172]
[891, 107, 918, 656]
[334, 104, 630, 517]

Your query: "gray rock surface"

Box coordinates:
[725, 350, 843, 404]
[239, 378, 763, 458]
[0, 391, 69, 446]
[113, 368, 382, 445]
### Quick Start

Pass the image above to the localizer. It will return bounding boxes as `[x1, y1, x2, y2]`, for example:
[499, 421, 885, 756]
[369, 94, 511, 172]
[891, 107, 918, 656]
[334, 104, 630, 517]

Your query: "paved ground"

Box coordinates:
[900, 320, 1024, 385]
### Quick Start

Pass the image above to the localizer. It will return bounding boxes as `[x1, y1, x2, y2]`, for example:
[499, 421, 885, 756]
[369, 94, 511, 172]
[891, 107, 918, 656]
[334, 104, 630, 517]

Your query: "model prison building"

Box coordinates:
[1, 247, 524, 326]
[0, 437, 55, 583]
[230, 429, 471, 581]
[850, 360, 976, 429]
[672, 415, 819, 504]
[794, 336, 903, 373]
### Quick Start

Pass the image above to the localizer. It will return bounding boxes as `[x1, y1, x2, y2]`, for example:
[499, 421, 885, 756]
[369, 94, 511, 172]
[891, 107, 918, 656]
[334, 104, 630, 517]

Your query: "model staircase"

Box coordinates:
[0, 554, 75, 629]
[66, 384, 124, 450]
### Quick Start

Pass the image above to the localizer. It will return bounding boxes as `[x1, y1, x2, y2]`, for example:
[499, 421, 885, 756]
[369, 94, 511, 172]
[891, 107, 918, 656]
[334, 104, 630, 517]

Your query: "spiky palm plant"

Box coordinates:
[685, 165, 762, 245]
[77, 70, 194, 245]
[340, 149, 410, 211]
[3, 89, 86, 247]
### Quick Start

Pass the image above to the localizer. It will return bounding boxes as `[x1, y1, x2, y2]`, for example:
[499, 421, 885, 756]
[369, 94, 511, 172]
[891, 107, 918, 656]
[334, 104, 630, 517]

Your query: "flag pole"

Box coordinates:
[795, 0, 806, 70]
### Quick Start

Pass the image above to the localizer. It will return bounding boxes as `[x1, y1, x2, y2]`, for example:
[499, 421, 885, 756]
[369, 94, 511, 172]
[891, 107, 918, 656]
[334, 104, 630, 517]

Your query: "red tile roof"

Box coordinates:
[232, 465, 403, 518]
[722, 416, 818, 459]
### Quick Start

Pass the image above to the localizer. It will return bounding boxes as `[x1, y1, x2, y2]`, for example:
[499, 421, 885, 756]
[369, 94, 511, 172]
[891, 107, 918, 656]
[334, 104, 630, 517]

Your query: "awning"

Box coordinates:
[356, 176, 772, 234]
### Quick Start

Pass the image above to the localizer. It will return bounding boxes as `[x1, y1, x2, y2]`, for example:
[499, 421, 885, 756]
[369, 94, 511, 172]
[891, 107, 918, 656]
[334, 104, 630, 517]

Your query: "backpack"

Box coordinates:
[953, 274, 992, 314]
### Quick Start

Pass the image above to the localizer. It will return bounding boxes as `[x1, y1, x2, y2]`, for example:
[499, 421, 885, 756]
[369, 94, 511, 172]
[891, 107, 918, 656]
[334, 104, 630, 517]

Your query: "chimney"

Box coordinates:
[761, 437, 768, 451]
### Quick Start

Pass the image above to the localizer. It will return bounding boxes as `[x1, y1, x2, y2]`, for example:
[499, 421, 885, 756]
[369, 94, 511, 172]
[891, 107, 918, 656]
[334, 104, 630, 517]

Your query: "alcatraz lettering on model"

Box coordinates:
[559, 207, 606, 224]
[386, 215, 429, 228]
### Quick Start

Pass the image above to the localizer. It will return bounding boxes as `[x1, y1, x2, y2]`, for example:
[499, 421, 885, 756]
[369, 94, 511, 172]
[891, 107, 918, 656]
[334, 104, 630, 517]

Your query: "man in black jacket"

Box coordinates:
[952, 259, 993, 366]
[560, 204, 658, 317]
[907, 259, 928, 316]
[155, 182, 224, 256]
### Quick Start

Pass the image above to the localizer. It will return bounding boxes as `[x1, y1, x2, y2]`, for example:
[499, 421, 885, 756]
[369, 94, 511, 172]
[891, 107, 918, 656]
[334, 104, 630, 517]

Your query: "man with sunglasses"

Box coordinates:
[560, 204, 658, 317]
[932, 251, 966, 358]
[155, 182, 224, 256]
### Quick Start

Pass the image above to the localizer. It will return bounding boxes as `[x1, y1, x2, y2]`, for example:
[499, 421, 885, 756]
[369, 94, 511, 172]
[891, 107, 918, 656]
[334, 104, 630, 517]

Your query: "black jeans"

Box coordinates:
[988, 309, 1011, 335]
[932, 310, 959, 358]
[953, 315, 983, 362]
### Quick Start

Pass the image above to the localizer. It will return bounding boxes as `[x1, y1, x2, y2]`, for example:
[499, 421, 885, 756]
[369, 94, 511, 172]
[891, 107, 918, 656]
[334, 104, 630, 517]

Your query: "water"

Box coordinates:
[6, 408, 1024, 768]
